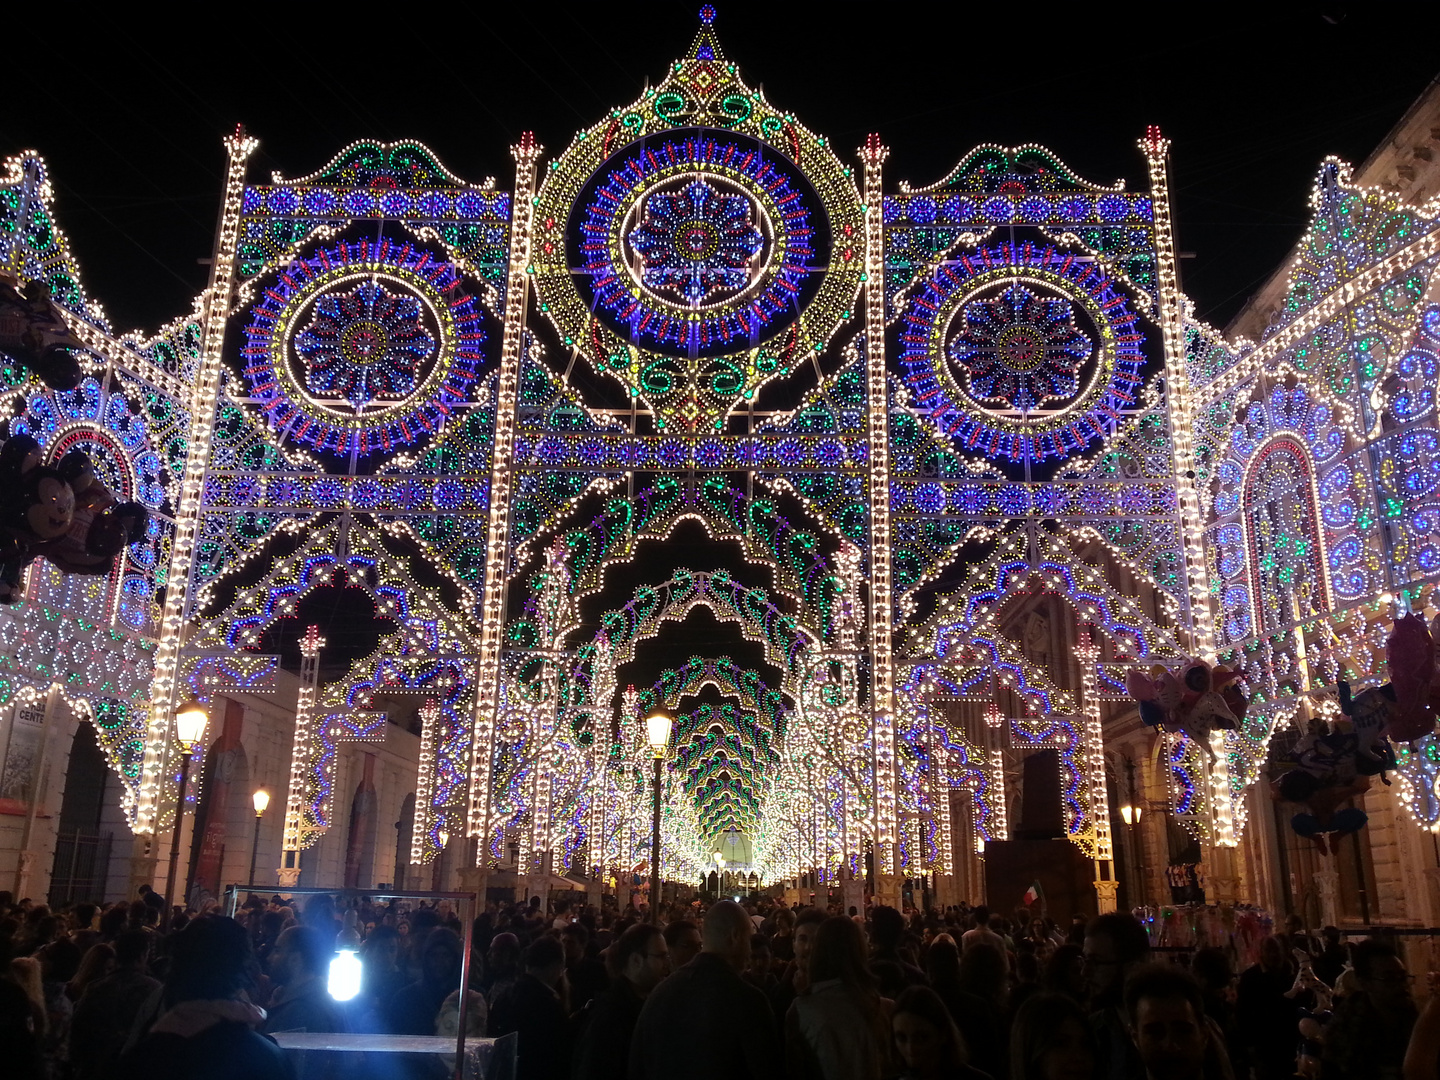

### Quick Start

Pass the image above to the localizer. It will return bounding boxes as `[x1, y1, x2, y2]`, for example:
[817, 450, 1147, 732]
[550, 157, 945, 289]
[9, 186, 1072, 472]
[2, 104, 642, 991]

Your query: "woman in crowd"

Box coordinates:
[786, 915, 893, 1080]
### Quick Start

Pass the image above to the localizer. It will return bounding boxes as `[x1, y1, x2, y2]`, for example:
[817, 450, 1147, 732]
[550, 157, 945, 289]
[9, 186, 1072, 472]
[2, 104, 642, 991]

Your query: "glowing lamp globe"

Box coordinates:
[253, 789, 270, 815]
[328, 948, 363, 1002]
[174, 700, 209, 748]
[644, 712, 673, 756]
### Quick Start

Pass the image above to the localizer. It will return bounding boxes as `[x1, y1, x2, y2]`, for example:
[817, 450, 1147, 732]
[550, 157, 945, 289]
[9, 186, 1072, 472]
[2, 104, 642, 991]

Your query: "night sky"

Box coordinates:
[3, 5, 1436, 681]
[5, 5, 1436, 335]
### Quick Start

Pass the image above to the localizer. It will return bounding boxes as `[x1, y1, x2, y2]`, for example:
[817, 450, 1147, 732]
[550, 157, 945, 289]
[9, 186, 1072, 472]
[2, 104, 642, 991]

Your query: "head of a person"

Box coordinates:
[1123, 965, 1208, 1080]
[1258, 934, 1290, 974]
[1042, 943, 1085, 1000]
[793, 908, 825, 970]
[362, 924, 401, 971]
[892, 985, 968, 1074]
[1189, 947, 1232, 994]
[1011, 992, 1098, 1080]
[422, 927, 464, 986]
[701, 901, 752, 972]
[524, 934, 566, 989]
[164, 915, 257, 1006]
[808, 915, 875, 993]
[113, 929, 150, 971]
[663, 918, 702, 969]
[870, 905, 904, 951]
[1322, 925, 1341, 946]
[1084, 912, 1150, 1005]
[271, 924, 332, 986]
[748, 934, 771, 974]
[1351, 939, 1412, 1011]
[925, 935, 961, 985]
[970, 904, 990, 929]
[38, 938, 81, 984]
[561, 921, 589, 966]
[1284, 914, 1304, 935]
[488, 932, 521, 978]
[72, 903, 97, 932]
[612, 922, 669, 996]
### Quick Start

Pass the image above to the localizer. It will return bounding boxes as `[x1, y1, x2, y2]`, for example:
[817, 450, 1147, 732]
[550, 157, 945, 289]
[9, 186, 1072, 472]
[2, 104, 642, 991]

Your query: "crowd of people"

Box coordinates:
[2, 885, 1440, 1080]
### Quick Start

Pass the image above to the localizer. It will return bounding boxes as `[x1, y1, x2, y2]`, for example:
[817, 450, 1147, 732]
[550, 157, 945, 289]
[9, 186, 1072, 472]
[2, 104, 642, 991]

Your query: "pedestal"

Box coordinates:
[1093, 879, 1119, 914]
[873, 872, 904, 912]
[13, 850, 37, 901]
[458, 866, 490, 904]
[841, 872, 864, 917]
[1315, 868, 1339, 928]
[276, 867, 302, 889]
[128, 850, 158, 902]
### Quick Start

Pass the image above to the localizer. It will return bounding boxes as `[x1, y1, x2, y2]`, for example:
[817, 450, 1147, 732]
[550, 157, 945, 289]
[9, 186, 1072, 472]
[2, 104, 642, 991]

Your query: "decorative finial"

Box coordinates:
[1141, 124, 1169, 159]
[699, 4, 716, 24]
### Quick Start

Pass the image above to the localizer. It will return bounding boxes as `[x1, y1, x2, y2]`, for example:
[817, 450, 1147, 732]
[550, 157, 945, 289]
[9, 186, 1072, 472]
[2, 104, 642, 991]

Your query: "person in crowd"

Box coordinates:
[389, 925, 464, 1037]
[629, 900, 779, 1080]
[786, 914, 893, 1080]
[36, 937, 80, 1072]
[961, 907, 1006, 958]
[66, 942, 113, 1003]
[662, 917, 702, 970]
[1189, 948, 1243, 1079]
[745, 934, 778, 993]
[772, 907, 824, 1021]
[483, 932, 522, 1008]
[0, 974, 44, 1080]
[1235, 935, 1299, 1079]
[69, 930, 161, 1080]
[958, 943, 1008, 1019]
[872, 906, 927, 990]
[561, 921, 608, 1012]
[356, 923, 405, 1026]
[112, 915, 292, 1080]
[927, 936, 1004, 1080]
[1322, 938, 1417, 1080]
[1010, 992, 1097, 1080]
[260, 925, 343, 1036]
[1123, 965, 1229, 1080]
[1083, 913, 1151, 1080]
[1313, 926, 1346, 987]
[489, 935, 570, 1080]
[570, 923, 669, 1080]
[891, 984, 991, 1080]
[1041, 944, 1085, 1004]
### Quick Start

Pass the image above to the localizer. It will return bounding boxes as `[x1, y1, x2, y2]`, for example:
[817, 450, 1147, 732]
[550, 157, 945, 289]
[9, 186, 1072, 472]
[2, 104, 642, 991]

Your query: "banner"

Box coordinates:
[0, 699, 48, 815]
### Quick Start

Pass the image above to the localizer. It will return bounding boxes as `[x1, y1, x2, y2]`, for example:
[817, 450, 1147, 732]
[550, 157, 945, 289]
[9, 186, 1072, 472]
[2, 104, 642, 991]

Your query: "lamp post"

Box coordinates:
[1120, 756, 1147, 908]
[644, 712, 672, 923]
[163, 699, 208, 926]
[248, 788, 270, 888]
[714, 850, 725, 896]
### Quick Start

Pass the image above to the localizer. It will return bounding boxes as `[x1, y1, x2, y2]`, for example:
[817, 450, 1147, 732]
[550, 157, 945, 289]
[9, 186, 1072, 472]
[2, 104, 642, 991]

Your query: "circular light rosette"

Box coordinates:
[899, 243, 1146, 463]
[533, 128, 862, 421]
[241, 239, 486, 457]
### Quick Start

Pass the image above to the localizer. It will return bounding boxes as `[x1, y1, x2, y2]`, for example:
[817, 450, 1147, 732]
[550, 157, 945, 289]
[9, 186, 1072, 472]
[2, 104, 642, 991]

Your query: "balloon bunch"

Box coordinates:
[1125, 658, 1247, 757]
[1382, 612, 1440, 742]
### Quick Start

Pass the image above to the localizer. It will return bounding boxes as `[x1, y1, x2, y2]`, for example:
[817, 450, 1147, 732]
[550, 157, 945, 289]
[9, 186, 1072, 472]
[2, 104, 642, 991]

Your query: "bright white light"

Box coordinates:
[644, 712, 673, 755]
[328, 949, 362, 1002]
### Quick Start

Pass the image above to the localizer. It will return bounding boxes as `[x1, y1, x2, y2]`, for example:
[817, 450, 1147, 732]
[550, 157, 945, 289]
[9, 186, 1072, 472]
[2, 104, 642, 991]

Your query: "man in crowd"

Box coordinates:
[1124, 965, 1214, 1080]
[571, 923, 669, 1080]
[262, 925, 344, 1035]
[628, 900, 779, 1080]
[489, 935, 570, 1080]
[661, 917, 702, 970]
[1085, 912, 1151, 1080]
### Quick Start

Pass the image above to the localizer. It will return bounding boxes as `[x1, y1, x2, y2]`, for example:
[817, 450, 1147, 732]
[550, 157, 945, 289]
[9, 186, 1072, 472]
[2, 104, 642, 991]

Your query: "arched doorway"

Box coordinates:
[48, 722, 112, 905]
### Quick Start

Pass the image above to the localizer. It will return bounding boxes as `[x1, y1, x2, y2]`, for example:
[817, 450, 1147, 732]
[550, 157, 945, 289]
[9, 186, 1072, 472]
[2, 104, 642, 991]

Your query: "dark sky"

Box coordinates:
[4, 5, 1437, 337]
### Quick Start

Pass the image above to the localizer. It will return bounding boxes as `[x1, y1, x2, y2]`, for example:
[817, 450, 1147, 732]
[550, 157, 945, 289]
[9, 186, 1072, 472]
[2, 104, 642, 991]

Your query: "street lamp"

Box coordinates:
[714, 850, 725, 895]
[644, 712, 672, 923]
[248, 788, 270, 888]
[164, 699, 208, 925]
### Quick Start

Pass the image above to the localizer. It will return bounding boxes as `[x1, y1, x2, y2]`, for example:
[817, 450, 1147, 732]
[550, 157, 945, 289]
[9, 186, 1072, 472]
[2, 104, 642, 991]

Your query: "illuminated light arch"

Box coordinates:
[508, 474, 845, 646]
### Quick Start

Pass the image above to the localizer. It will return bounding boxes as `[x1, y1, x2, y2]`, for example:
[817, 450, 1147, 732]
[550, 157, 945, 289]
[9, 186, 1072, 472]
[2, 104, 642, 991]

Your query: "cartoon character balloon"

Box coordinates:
[1125, 657, 1246, 757]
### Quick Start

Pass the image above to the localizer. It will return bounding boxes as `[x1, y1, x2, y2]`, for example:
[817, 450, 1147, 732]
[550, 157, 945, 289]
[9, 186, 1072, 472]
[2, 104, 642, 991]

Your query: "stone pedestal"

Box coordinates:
[841, 873, 864, 917]
[128, 850, 158, 901]
[874, 872, 904, 912]
[276, 867, 302, 889]
[458, 866, 490, 904]
[1093, 879, 1119, 914]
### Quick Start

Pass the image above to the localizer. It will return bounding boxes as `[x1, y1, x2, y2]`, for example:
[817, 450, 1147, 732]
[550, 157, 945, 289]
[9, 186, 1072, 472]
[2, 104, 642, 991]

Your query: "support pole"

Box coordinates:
[163, 749, 193, 924]
[649, 754, 662, 922]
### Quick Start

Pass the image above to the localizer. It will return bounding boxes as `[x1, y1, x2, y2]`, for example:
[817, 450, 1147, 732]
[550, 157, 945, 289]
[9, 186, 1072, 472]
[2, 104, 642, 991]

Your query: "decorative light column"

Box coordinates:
[279, 625, 324, 887]
[138, 127, 257, 840]
[860, 133, 899, 882]
[469, 132, 542, 863]
[984, 703, 1009, 843]
[1140, 126, 1215, 658]
[412, 697, 441, 867]
[1076, 629, 1116, 912]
